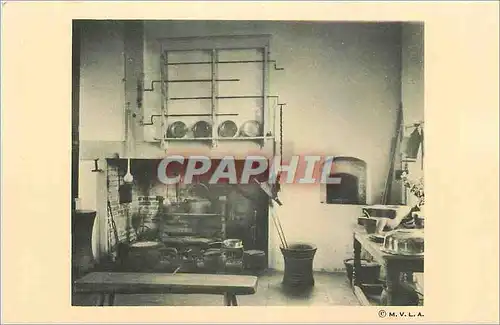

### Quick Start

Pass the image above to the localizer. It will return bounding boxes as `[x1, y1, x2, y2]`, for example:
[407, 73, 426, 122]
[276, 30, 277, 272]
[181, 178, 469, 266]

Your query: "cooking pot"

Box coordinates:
[201, 248, 226, 272]
[344, 258, 381, 284]
[126, 241, 165, 272]
[382, 229, 424, 256]
[223, 239, 243, 249]
[209, 239, 244, 249]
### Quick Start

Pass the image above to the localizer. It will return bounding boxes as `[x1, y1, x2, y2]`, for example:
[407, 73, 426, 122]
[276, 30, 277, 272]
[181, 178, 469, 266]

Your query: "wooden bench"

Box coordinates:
[73, 272, 258, 306]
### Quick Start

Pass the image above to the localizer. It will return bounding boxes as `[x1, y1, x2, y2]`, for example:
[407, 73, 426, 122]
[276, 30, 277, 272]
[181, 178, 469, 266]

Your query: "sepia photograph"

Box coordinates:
[71, 19, 425, 307]
[2, 1, 498, 323]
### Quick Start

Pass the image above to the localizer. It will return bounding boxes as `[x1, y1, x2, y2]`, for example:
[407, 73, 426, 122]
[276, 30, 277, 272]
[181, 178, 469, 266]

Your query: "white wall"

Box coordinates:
[78, 161, 99, 259]
[402, 23, 424, 207]
[79, 21, 125, 142]
[78, 21, 127, 259]
[79, 21, 403, 271]
[402, 23, 424, 125]
[401, 22, 424, 292]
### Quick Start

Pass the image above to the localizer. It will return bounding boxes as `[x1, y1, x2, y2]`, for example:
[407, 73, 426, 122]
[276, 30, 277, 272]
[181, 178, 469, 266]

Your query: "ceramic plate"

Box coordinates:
[240, 120, 261, 137]
[193, 121, 212, 138]
[218, 120, 238, 138]
[167, 121, 188, 138]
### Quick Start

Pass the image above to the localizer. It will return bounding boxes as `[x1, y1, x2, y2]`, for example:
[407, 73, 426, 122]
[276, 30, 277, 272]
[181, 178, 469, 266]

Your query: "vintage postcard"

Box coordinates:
[1, 1, 499, 324]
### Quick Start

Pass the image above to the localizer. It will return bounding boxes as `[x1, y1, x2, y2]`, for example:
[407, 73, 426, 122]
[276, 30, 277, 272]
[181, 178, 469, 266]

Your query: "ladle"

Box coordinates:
[124, 158, 133, 183]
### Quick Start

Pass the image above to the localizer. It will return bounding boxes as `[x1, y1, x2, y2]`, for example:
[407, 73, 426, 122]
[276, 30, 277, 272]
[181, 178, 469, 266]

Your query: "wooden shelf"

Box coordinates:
[157, 44, 278, 151]
[218, 136, 275, 141]
[160, 137, 213, 141]
[154, 136, 274, 142]
[165, 213, 222, 217]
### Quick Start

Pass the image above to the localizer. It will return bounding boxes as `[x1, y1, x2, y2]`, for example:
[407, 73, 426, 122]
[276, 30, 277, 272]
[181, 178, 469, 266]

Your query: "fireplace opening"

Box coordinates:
[321, 156, 367, 205]
[326, 173, 359, 204]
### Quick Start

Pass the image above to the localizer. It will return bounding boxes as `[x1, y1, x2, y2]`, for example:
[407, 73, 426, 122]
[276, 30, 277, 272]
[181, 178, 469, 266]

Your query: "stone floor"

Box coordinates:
[73, 270, 360, 306]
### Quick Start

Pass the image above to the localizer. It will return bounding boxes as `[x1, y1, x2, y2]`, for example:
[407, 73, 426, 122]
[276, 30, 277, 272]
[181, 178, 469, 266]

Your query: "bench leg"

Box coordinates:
[97, 293, 115, 306]
[97, 293, 106, 306]
[230, 295, 238, 306]
[223, 293, 238, 306]
[108, 293, 115, 306]
[224, 293, 231, 306]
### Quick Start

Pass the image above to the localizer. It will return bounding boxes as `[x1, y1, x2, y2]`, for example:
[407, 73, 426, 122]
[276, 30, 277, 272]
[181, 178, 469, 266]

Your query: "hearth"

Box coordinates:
[104, 158, 269, 274]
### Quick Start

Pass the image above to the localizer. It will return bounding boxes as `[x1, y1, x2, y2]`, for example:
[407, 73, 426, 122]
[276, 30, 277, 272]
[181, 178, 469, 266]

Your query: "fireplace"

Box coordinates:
[321, 156, 367, 205]
[105, 158, 269, 274]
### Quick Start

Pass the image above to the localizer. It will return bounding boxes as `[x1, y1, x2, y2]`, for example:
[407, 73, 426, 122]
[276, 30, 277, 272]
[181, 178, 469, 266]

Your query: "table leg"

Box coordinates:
[385, 262, 400, 306]
[108, 292, 115, 306]
[353, 237, 362, 287]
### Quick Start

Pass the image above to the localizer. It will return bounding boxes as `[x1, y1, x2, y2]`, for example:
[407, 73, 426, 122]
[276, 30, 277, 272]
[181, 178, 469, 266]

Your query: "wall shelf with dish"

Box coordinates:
[140, 35, 285, 150]
[400, 121, 424, 205]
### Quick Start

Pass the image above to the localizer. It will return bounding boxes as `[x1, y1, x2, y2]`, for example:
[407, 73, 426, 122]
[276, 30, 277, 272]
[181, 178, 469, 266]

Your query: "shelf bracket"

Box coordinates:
[160, 52, 168, 151]
[211, 49, 218, 149]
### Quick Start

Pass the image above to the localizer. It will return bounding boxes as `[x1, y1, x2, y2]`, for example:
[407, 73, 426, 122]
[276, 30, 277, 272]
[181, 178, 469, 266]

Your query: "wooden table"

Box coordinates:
[352, 228, 424, 306]
[74, 272, 258, 306]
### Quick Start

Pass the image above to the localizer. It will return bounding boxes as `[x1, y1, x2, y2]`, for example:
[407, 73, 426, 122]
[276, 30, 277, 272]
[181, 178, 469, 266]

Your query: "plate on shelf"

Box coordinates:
[167, 121, 188, 138]
[240, 120, 261, 137]
[192, 121, 212, 138]
[218, 120, 238, 138]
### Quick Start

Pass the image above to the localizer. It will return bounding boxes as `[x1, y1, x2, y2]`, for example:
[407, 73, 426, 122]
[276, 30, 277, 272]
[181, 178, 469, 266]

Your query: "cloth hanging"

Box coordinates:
[420, 127, 424, 167]
[405, 127, 422, 159]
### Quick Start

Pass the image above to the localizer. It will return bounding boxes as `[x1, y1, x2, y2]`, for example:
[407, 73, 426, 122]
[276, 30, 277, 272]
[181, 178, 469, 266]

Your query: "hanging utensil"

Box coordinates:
[270, 201, 288, 249]
[124, 158, 133, 183]
[253, 178, 282, 206]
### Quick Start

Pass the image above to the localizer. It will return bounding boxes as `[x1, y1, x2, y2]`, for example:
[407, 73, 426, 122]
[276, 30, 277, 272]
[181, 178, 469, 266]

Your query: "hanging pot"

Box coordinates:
[126, 241, 165, 272]
[193, 121, 212, 138]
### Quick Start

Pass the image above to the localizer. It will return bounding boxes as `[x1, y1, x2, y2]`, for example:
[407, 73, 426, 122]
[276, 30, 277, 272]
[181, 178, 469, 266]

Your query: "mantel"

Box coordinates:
[79, 140, 277, 160]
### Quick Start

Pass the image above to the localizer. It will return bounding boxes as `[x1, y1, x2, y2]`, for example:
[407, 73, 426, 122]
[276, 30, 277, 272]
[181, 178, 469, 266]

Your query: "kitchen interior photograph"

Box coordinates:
[71, 20, 425, 307]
